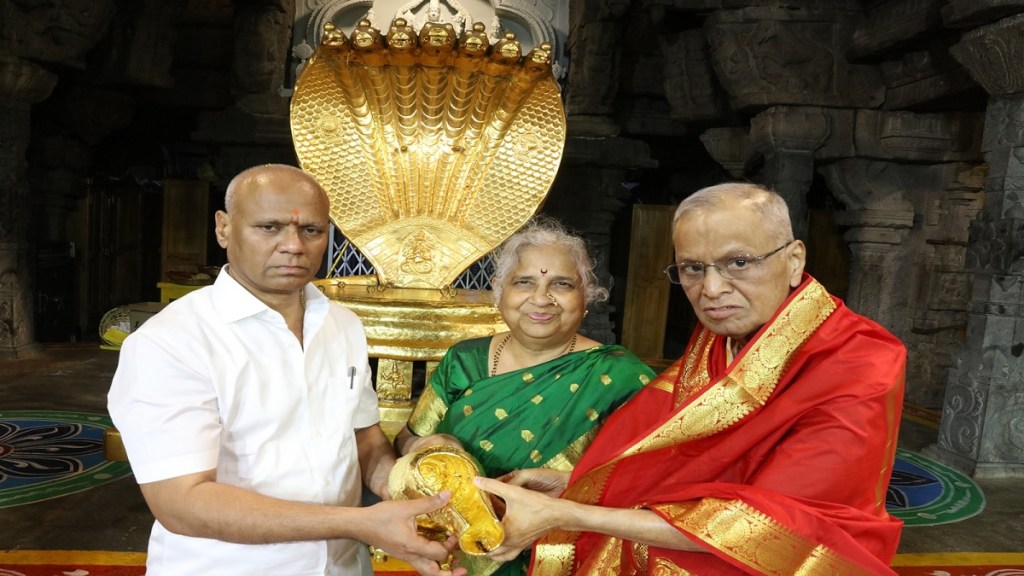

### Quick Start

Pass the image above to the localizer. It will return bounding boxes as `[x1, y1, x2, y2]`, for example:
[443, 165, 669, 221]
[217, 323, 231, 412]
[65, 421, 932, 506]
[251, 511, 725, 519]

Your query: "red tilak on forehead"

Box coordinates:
[291, 209, 299, 224]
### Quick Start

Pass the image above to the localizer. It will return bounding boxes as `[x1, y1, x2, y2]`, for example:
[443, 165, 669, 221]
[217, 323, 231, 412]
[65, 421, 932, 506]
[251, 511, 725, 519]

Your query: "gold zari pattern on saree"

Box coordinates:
[580, 535, 623, 574]
[654, 499, 875, 576]
[543, 427, 600, 472]
[651, 557, 694, 575]
[533, 531, 578, 576]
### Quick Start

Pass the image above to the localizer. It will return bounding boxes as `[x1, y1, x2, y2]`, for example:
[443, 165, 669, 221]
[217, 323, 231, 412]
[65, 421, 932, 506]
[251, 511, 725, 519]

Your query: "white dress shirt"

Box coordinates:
[109, 269, 379, 575]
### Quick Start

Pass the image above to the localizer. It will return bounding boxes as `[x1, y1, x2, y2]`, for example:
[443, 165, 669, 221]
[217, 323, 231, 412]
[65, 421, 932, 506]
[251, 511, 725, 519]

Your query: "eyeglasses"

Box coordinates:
[664, 241, 793, 286]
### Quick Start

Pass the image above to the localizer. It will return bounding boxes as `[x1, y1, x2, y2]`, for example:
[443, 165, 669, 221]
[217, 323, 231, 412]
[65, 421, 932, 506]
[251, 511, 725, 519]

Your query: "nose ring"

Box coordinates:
[546, 292, 560, 307]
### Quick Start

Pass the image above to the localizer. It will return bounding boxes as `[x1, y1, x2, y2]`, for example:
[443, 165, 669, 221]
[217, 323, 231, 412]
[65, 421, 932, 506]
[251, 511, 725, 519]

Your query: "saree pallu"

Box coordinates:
[532, 276, 906, 576]
[409, 337, 655, 575]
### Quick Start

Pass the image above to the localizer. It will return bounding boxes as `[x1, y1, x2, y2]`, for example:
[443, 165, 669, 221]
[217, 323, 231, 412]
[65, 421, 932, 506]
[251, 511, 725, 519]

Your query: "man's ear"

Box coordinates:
[214, 210, 230, 249]
[787, 240, 807, 287]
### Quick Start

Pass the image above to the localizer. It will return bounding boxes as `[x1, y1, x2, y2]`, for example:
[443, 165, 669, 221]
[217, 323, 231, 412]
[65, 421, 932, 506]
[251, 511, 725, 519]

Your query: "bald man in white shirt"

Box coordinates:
[109, 164, 465, 576]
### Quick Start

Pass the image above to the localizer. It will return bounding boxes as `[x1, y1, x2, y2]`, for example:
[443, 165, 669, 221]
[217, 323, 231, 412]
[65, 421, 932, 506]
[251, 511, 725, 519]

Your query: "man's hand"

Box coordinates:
[361, 491, 467, 576]
[495, 468, 570, 499]
[473, 476, 561, 563]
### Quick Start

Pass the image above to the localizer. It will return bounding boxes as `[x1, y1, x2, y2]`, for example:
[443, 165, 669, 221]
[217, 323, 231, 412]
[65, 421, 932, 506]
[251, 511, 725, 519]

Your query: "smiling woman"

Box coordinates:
[394, 217, 656, 576]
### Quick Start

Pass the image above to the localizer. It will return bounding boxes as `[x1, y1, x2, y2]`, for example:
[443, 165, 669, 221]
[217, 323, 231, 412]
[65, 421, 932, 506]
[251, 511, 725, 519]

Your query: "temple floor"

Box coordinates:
[2, 344, 1022, 559]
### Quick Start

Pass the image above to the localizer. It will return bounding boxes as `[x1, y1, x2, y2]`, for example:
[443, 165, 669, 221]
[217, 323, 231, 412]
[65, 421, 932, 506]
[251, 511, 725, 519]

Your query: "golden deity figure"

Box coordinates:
[389, 445, 505, 555]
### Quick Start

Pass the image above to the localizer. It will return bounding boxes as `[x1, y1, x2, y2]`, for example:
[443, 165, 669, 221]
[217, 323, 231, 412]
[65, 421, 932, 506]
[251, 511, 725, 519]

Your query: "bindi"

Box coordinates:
[540, 268, 548, 275]
[290, 209, 300, 225]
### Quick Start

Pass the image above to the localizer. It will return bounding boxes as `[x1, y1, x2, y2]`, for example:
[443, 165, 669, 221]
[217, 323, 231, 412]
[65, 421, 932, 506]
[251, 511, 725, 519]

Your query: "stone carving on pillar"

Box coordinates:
[564, 0, 629, 136]
[750, 106, 830, 239]
[660, 29, 722, 122]
[194, 0, 297, 146]
[699, 127, 754, 179]
[93, 0, 184, 87]
[932, 11, 1024, 476]
[0, 0, 116, 67]
[854, 109, 984, 162]
[942, 0, 1024, 29]
[704, 6, 884, 111]
[818, 159, 915, 328]
[0, 57, 57, 357]
[879, 48, 979, 111]
[949, 13, 1024, 98]
[822, 159, 984, 407]
[0, 0, 116, 355]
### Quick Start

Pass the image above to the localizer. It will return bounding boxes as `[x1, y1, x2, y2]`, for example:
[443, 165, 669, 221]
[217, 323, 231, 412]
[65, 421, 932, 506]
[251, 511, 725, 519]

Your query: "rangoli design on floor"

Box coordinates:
[0, 410, 132, 508]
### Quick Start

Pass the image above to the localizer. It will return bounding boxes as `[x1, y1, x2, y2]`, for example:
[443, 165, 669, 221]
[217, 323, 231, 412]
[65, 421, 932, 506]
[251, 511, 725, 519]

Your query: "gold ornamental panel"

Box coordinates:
[292, 20, 567, 288]
[315, 277, 507, 361]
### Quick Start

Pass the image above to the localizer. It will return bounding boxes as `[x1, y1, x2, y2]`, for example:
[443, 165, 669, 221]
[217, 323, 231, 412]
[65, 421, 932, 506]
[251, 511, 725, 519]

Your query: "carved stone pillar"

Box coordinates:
[750, 106, 831, 239]
[564, 0, 630, 137]
[193, 0, 296, 147]
[699, 127, 754, 179]
[0, 56, 57, 357]
[548, 136, 658, 344]
[934, 12, 1024, 477]
[818, 159, 915, 332]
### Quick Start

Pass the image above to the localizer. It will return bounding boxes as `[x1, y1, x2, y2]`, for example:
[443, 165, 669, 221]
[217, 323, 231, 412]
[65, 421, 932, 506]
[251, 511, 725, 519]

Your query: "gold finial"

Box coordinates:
[321, 22, 347, 47]
[351, 19, 383, 50]
[494, 32, 522, 61]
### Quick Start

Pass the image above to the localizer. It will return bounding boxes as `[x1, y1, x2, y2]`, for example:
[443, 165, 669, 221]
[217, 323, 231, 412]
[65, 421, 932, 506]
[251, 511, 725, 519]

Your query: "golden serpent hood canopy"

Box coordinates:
[291, 19, 567, 289]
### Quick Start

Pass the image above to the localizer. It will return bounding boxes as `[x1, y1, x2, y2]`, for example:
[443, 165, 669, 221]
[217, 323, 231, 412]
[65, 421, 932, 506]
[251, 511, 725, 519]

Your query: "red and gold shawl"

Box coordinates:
[530, 276, 905, 575]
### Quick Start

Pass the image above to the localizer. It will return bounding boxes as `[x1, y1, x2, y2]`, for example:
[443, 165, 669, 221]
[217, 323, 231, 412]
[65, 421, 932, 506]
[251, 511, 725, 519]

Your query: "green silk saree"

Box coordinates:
[408, 336, 654, 575]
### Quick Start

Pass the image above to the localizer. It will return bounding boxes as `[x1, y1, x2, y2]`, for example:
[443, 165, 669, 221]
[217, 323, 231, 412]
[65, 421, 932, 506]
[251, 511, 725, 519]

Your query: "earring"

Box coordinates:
[584, 309, 589, 317]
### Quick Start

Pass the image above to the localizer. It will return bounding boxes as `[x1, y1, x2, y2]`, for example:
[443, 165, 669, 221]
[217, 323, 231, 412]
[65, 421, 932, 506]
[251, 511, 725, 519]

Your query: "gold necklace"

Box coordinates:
[490, 333, 577, 376]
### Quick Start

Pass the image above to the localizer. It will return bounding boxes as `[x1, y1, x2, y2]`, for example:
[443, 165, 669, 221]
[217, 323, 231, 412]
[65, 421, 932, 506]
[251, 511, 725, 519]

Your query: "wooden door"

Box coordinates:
[621, 204, 676, 363]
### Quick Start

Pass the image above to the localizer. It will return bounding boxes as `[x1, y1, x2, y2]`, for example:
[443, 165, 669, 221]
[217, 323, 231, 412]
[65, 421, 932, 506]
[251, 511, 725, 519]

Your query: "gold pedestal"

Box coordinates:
[315, 277, 506, 434]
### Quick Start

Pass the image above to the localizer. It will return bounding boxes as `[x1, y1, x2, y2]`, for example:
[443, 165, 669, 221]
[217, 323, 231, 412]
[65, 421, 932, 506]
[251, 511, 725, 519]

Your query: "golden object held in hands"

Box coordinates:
[291, 19, 566, 289]
[389, 445, 505, 555]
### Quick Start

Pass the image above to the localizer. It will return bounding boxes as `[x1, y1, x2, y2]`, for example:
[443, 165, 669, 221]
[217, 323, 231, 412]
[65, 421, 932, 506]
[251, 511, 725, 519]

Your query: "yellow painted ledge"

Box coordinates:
[0, 549, 414, 572]
[0, 550, 146, 564]
[892, 552, 1024, 566]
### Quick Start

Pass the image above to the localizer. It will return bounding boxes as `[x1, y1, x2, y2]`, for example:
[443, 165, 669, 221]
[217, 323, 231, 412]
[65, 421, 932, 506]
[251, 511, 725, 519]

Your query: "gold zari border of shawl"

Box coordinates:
[653, 499, 877, 576]
[533, 280, 838, 576]
[621, 280, 835, 459]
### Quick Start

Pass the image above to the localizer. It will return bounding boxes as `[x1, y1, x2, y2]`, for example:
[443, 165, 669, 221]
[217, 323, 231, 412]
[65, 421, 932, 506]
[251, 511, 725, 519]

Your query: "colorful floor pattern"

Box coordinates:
[0, 410, 133, 509]
[887, 448, 986, 527]
[1, 411, 986, 530]
[1, 551, 1022, 575]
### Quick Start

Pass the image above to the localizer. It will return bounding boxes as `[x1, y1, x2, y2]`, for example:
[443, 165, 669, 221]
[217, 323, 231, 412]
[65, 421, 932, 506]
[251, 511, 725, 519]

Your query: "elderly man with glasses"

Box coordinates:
[476, 182, 907, 575]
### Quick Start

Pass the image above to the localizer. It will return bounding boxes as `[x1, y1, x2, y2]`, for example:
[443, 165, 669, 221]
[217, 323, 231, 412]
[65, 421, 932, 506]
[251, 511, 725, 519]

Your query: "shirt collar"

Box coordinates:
[211, 265, 270, 323]
[211, 265, 329, 324]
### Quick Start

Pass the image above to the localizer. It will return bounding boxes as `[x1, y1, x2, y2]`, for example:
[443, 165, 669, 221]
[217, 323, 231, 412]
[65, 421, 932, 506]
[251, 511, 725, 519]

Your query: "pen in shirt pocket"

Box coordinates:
[348, 366, 355, 389]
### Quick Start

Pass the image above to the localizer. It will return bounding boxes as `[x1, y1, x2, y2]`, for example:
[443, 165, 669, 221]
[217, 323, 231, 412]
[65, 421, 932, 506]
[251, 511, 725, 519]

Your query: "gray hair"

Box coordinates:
[491, 217, 608, 305]
[673, 182, 794, 245]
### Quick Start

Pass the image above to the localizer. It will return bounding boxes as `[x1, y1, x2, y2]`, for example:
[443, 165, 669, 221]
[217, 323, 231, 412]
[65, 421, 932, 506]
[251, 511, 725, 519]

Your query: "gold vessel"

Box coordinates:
[388, 445, 505, 555]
